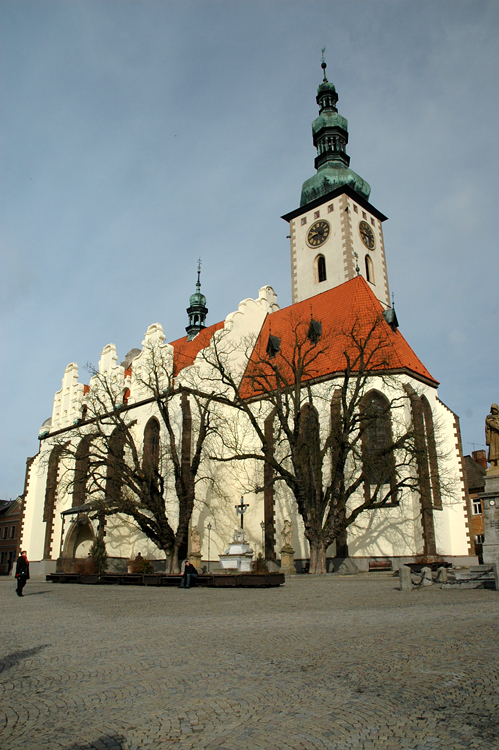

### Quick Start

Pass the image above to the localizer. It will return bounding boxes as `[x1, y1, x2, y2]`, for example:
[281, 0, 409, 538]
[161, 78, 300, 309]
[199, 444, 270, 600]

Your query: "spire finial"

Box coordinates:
[321, 47, 327, 82]
[186, 259, 208, 340]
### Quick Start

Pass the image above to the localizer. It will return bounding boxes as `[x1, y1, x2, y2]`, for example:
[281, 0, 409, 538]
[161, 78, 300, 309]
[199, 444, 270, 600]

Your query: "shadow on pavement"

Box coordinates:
[24, 589, 55, 596]
[0, 644, 50, 673]
[64, 735, 127, 750]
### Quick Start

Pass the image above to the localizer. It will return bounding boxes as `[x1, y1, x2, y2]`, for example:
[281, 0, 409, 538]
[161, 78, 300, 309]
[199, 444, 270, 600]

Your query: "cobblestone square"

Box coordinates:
[0, 575, 498, 750]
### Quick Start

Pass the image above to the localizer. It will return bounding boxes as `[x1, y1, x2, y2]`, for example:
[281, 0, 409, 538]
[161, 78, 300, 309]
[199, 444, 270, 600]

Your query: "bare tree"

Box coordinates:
[200, 310, 434, 574]
[53, 339, 215, 573]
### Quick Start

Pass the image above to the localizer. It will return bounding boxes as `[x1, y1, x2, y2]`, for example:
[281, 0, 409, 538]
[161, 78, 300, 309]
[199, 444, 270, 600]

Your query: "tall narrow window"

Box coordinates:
[73, 436, 91, 507]
[404, 385, 439, 555]
[421, 396, 442, 509]
[43, 444, 64, 558]
[365, 255, 374, 284]
[317, 255, 327, 283]
[143, 418, 160, 477]
[263, 410, 277, 560]
[297, 403, 322, 505]
[106, 428, 125, 503]
[361, 391, 396, 502]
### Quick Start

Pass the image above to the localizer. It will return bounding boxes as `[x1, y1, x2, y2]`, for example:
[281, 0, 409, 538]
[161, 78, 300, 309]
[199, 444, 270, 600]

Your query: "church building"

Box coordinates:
[19, 62, 476, 575]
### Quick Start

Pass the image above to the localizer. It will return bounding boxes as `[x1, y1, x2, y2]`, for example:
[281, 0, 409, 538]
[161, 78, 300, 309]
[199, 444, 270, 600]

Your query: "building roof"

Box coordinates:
[463, 455, 487, 493]
[170, 321, 225, 376]
[168, 277, 436, 398]
[0, 497, 22, 516]
[239, 276, 437, 398]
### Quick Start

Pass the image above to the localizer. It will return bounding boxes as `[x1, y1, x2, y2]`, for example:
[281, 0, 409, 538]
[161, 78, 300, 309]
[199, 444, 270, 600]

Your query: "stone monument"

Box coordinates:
[480, 404, 499, 565]
[280, 519, 296, 575]
[219, 527, 254, 571]
[189, 526, 202, 572]
[219, 498, 254, 572]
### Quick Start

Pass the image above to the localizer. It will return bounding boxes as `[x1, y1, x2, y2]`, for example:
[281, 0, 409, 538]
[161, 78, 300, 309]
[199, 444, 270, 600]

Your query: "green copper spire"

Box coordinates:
[186, 259, 208, 341]
[300, 53, 371, 207]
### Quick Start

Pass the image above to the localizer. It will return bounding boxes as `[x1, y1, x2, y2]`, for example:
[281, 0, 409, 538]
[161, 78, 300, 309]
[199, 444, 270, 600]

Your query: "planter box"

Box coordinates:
[79, 575, 100, 584]
[99, 574, 120, 584]
[119, 574, 143, 585]
[45, 571, 285, 588]
[212, 575, 240, 587]
[46, 573, 81, 583]
[239, 573, 285, 588]
[159, 575, 182, 586]
[143, 574, 161, 586]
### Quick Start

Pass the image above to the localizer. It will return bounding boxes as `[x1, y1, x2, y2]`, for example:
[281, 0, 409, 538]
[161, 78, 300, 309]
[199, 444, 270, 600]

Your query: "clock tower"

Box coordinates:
[282, 59, 390, 309]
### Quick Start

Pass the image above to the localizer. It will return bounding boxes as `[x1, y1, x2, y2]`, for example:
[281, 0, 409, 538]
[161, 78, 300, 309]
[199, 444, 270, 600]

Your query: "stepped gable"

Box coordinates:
[240, 276, 437, 398]
[170, 321, 225, 376]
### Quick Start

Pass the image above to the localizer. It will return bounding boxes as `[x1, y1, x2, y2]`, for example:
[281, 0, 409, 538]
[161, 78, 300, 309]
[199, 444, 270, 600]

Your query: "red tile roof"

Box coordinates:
[239, 276, 437, 398]
[168, 277, 436, 396]
[170, 321, 225, 376]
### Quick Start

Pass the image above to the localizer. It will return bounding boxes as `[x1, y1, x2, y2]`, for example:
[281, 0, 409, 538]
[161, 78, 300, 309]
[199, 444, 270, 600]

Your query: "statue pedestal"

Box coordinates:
[189, 552, 203, 572]
[280, 545, 296, 575]
[480, 471, 499, 565]
[219, 542, 254, 572]
[219, 529, 254, 572]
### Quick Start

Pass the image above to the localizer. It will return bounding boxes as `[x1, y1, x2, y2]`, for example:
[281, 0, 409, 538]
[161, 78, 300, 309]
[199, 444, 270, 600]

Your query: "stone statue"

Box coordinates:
[232, 527, 247, 544]
[281, 519, 293, 551]
[485, 404, 499, 470]
[190, 526, 201, 554]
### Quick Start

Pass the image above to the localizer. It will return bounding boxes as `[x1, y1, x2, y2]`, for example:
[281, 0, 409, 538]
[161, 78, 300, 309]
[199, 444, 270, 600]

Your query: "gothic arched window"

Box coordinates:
[365, 255, 374, 284]
[143, 418, 160, 477]
[297, 403, 322, 503]
[106, 428, 125, 503]
[73, 436, 92, 507]
[361, 391, 396, 502]
[317, 255, 327, 283]
[421, 396, 442, 509]
[43, 444, 64, 558]
[263, 410, 277, 560]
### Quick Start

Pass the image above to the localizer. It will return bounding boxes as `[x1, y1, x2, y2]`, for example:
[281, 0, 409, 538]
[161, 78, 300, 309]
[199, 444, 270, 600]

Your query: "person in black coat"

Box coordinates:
[180, 559, 198, 588]
[15, 551, 29, 597]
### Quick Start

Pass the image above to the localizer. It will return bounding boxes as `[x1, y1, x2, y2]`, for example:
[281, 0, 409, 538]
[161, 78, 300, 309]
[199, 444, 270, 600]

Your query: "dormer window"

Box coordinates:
[266, 335, 281, 359]
[308, 319, 322, 344]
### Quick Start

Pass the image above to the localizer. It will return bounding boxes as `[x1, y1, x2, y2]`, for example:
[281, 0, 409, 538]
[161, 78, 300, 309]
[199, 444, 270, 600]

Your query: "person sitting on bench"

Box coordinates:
[180, 559, 198, 588]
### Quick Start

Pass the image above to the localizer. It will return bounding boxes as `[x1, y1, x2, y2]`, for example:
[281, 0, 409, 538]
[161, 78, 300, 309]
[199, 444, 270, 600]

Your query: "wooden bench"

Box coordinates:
[368, 560, 392, 572]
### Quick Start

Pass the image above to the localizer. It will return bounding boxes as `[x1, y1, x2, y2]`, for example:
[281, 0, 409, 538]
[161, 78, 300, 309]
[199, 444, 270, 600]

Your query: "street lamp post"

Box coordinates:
[260, 520, 265, 558]
[207, 522, 212, 572]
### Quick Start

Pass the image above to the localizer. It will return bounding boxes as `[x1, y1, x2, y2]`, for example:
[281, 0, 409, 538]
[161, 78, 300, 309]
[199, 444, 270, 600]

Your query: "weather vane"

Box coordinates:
[321, 46, 327, 81]
[197, 258, 202, 284]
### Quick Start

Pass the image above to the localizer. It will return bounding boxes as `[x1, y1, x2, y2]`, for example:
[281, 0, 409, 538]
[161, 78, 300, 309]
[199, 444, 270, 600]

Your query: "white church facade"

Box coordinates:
[19, 64, 476, 575]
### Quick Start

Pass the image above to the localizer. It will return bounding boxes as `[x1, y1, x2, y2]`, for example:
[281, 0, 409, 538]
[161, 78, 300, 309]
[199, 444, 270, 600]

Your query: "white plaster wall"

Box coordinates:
[21, 288, 470, 567]
[21, 448, 49, 561]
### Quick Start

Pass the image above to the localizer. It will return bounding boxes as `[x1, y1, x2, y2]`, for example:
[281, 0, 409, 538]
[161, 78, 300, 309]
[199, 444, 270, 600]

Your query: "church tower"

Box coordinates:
[282, 58, 390, 309]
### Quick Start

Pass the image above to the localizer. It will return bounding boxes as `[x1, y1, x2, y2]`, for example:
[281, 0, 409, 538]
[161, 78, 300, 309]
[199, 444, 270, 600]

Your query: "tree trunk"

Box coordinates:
[309, 540, 327, 574]
[165, 548, 179, 574]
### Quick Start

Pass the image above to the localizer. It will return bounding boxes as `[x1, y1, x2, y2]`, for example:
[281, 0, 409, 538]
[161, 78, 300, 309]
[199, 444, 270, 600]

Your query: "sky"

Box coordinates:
[1, 0, 498, 498]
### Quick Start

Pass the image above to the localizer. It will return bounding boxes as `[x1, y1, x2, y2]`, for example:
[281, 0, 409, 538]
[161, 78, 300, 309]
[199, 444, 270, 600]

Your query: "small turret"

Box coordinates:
[186, 260, 208, 341]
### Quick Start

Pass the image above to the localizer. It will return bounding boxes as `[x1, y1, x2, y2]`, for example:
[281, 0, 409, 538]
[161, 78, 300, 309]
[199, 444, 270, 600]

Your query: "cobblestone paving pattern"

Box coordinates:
[0, 575, 498, 750]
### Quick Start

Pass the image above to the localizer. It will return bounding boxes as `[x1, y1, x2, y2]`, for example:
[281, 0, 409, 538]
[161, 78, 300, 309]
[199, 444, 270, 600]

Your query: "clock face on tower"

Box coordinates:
[307, 220, 330, 247]
[359, 220, 375, 250]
